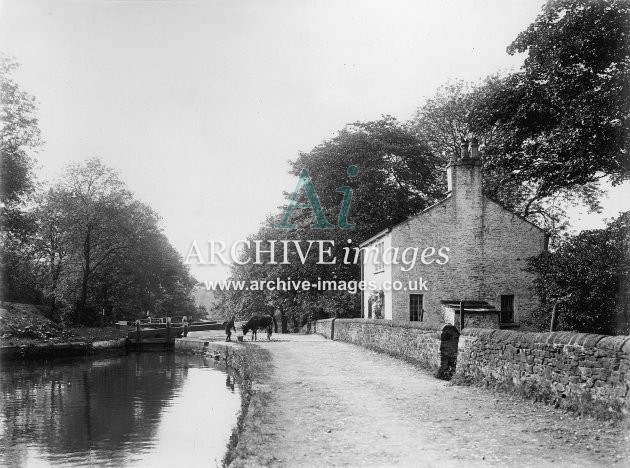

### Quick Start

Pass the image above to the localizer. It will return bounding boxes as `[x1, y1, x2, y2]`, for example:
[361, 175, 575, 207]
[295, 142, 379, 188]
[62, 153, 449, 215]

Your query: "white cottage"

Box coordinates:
[360, 139, 547, 329]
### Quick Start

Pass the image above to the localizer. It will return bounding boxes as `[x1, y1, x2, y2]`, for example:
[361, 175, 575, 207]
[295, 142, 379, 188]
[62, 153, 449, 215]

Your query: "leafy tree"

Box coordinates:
[0, 234, 41, 304]
[20, 158, 198, 325]
[0, 62, 211, 325]
[527, 212, 629, 334]
[0, 57, 42, 303]
[413, 0, 629, 234]
[217, 117, 444, 325]
[471, 0, 629, 195]
[193, 305, 208, 321]
[91, 227, 197, 323]
[413, 79, 604, 235]
[54, 159, 139, 323]
[29, 189, 74, 317]
[289, 116, 444, 237]
[0, 56, 41, 206]
[220, 0, 630, 327]
[414, 80, 483, 161]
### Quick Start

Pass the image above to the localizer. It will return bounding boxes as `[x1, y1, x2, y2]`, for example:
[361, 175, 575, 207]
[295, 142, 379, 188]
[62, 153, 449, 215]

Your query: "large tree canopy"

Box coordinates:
[0, 56, 41, 206]
[0, 57, 42, 304]
[46, 159, 198, 324]
[287, 116, 445, 238]
[217, 117, 445, 325]
[413, 79, 605, 235]
[2, 157, 198, 325]
[527, 211, 629, 335]
[414, 0, 629, 234]
[471, 0, 629, 194]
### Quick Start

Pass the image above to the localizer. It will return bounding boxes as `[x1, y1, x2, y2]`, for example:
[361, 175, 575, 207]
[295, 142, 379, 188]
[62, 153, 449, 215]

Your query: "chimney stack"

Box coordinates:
[446, 136, 483, 202]
[460, 138, 469, 159]
[470, 137, 480, 159]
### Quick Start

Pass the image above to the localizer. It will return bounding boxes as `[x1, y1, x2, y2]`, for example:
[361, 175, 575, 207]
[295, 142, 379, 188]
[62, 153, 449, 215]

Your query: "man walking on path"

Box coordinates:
[224, 315, 236, 341]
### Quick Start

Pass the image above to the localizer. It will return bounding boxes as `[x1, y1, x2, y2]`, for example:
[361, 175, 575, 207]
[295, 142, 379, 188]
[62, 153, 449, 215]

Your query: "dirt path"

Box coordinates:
[229, 334, 629, 467]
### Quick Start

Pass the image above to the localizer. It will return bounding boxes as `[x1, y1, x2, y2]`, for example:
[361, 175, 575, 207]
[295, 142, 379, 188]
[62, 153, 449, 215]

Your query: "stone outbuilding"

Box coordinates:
[360, 139, 547, 329]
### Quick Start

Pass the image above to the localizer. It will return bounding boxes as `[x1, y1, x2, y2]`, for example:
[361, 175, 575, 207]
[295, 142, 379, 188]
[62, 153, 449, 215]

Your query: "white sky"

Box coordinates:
[1, 0, 628, 282]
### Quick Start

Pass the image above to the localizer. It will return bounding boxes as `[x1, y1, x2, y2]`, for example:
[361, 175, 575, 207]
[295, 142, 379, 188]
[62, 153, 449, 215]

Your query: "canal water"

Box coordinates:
[0, 352, 241, 467]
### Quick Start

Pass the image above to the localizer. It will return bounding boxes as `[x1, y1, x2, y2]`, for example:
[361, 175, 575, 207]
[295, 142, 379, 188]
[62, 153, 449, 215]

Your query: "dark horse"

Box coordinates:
[242, 314, 275, 341]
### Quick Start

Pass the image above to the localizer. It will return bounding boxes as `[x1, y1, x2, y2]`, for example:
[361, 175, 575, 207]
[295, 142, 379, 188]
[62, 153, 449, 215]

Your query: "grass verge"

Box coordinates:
[213, 345, 274, 467]
[1, 302, 127, 346]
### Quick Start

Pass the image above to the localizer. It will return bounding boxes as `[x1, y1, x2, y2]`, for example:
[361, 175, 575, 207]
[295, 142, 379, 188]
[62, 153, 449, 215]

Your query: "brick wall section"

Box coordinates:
[332, 319, 446, 370]
[457, 329, 630, 409]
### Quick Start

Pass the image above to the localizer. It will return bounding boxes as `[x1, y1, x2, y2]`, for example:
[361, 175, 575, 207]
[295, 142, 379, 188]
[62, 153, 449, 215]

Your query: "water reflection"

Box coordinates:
[0, 352, 241, 467]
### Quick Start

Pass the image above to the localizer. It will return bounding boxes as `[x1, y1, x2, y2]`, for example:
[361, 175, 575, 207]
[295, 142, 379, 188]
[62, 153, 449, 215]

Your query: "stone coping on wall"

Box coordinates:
[462, 328, 630, 351]
[0, 338, 127, 361]
[315, 321, 630, 351]
[335, 318, 445, 332]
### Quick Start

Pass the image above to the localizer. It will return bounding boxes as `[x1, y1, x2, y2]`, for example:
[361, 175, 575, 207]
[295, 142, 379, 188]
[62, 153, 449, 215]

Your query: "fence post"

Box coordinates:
[459, 301, 465, 330]
[165, 317, 171, 346]
[438, 325, 460, 380]
[135, 320, 142, 349]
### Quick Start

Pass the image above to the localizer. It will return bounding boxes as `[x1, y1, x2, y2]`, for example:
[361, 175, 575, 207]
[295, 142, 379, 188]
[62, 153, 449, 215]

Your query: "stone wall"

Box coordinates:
[309, 318, 335, 339]
[332, 319, 455, 372]
[389, 196, 545, 325]
[0, 338, 127, 361]
[442, 307, 500, 329]
[361, 157, 546, 326]
[306, 318, 630, 413]
[457, 329, 630, 410]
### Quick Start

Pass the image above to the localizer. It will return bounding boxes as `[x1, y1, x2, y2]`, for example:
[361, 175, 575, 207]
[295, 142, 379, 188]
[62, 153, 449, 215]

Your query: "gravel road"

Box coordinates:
[227, 334, 629, 467]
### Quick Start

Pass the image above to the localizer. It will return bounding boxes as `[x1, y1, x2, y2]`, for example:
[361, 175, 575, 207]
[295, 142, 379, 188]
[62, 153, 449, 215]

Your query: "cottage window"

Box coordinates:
[409, 294, 423, 321]
[374, 242, 385, 272]
[500, 295, 515, 323]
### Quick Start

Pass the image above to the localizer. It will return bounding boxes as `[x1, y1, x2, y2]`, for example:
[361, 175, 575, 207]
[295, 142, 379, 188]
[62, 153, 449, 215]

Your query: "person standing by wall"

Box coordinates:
[224, 316, 236, 342]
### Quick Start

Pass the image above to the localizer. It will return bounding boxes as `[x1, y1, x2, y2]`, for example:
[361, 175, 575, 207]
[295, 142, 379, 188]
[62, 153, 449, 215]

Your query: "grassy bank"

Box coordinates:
[220, 345, 274, 467]
[0, 302, 127, 346]
[177, 340, 275, 467]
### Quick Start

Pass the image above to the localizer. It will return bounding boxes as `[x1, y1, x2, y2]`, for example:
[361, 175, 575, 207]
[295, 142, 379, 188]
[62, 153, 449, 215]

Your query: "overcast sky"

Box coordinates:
[1, 0, 627, 282]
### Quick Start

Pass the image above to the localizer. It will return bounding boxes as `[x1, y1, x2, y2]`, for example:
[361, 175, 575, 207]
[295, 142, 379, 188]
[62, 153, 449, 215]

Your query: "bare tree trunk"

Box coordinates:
[48, 253, 57, 319]
[279, 303, 288, 333]
[49, 262, 61, 319]
[78, 226, 91, 325]
[550, 301, 560, 332]
[101, 284, 109, 327]
[50, 267, 59, 319]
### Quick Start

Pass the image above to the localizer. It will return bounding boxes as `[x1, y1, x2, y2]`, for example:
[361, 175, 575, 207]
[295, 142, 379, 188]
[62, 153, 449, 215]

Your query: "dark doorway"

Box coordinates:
[409, 294, 423, 321]
[501, 294, 515, 323]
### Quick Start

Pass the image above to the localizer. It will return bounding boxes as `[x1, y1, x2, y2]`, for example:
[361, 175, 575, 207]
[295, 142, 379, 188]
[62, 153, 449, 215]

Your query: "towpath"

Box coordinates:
[195, 332, 629, 467]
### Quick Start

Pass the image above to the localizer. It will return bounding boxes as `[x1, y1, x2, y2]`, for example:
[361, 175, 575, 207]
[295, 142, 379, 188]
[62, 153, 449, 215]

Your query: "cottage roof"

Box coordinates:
[359, 193, 545, 248]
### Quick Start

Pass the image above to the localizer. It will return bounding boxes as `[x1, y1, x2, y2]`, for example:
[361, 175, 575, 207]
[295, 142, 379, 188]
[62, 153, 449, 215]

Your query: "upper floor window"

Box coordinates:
[374, 242, 385, 273]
